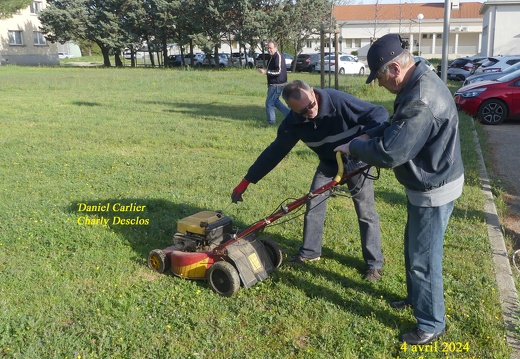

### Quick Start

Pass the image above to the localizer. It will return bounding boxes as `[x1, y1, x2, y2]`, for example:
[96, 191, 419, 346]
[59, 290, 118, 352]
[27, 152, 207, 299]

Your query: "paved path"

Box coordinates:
[477, 121, 520, 358]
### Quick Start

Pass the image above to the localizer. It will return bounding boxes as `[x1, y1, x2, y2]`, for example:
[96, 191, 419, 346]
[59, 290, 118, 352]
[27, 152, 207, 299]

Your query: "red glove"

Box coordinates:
[231, 179, 250, 203]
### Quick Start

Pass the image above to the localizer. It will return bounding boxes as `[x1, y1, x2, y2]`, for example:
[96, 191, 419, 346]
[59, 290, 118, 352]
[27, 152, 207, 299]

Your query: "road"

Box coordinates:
[481, 121, 520, 247]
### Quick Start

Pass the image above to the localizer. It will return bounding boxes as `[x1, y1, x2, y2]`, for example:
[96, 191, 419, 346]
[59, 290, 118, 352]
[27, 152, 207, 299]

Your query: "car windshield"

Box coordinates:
[450, 59, 469, 66]
[496, 68, 520, 82]
[480, 58, 500, 68]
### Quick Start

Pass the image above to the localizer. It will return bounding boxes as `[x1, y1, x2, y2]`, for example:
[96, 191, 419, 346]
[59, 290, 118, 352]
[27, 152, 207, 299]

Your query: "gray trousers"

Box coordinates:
[298, 161, 383, 269]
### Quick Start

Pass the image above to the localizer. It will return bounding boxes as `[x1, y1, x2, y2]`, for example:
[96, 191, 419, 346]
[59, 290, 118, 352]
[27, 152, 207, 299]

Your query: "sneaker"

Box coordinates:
[286, 255, 320, 264]
[364, 268, 383, 282]
[400, 328, 445, 345]
[390, 299, 413, 310]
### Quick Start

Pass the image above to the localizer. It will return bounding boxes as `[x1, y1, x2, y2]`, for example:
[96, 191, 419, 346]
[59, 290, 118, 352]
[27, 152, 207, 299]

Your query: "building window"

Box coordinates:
[306, 40, 313, 48]
[8, 31, 23, 45]
[30, 1, 43, 14]
[354, 39, 361, 47]
[34, 31, 46, 45]
[345, 39, 353, 48]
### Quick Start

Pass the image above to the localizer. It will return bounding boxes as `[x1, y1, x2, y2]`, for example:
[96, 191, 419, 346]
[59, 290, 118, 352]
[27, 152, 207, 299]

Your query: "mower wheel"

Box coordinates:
[206, 261, 240, 297]
[147, 249, 169, 273]
[260, 237, 283, 270]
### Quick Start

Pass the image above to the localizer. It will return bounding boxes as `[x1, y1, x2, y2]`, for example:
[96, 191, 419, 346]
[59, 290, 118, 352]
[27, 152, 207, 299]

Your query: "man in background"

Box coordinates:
[257, 40, 290, 125]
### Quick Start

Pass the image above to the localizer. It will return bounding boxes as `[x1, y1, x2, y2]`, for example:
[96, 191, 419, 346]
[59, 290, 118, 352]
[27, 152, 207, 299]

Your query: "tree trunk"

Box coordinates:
[99, 44, 111, 67]
[114, 52, 123, 67]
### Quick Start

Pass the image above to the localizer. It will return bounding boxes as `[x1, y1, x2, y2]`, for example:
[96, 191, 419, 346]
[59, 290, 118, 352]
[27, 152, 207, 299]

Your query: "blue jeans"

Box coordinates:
[404, 200, 454, 333]
[266, 85, 290, 124]
[298, 161, 383, 270]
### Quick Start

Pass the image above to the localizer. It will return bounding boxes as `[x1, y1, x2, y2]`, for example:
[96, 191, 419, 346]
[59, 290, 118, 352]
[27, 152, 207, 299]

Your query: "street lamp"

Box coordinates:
[417, 13, 424, 55]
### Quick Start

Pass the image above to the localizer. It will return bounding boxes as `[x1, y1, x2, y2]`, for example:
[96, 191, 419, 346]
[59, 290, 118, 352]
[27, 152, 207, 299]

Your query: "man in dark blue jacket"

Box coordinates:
[231, 80, 388, 281]
[257, 40, 290, 125]
[335, 34, 464, 345]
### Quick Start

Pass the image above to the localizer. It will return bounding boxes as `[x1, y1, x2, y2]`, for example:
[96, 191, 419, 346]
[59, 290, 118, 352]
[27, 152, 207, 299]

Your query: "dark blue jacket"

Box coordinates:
[266, 51, 287, 85]
[244, 88, 388, 183]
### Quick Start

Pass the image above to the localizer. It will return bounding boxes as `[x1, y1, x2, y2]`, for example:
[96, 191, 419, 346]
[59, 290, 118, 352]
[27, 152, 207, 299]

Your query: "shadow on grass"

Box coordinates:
[67, 198, 211, 260]
[258, 233, 410, 332]
[139, 100, 264, 122]
[71, 101, 103, 107]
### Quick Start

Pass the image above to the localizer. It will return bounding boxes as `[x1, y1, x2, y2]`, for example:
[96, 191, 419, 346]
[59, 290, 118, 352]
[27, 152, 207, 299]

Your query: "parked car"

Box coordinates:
[293, 53, 321, 72]
[230, 52, 254, 68]
[447, 56, 487, 81]
[202, 53, 230, 68]
[170, 53, 204, 67]
[454, 68, 520, 125]
[167, 54, 183, 67]
[414, 56, 437, 74]
[473, 55, 520, 74]
[58, 52, 74, 59]
[315, 54, 365, 75]
[284, 53, 294, 70]
[463, 62, 520, 86]
[255, 53, 292, 68]
[468, 58, 488, 75]
[123, 50, 144, 60]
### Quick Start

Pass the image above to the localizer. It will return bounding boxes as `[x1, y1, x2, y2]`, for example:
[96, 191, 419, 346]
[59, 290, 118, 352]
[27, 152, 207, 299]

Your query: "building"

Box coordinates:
[0, 0, 58, 66]
[480, 0, 520, 55]
[299, 2, 485, 59]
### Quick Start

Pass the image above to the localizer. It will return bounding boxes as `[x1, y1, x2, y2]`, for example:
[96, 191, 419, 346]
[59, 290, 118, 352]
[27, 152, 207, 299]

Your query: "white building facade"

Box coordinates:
[300, 2, 486, 60]
[480, 0, 520, 55]
[0, 0, 59, 66]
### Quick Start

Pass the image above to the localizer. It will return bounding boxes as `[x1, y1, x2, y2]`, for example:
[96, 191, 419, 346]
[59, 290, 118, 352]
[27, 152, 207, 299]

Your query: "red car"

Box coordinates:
[454, 69, 520, 125]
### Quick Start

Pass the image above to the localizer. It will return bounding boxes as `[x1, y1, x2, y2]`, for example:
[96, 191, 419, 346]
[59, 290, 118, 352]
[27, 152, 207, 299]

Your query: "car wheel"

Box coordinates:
[206, 261, 240, 297]
[339, 68, 345, 74]
[477, 99, 508, 125]
[359, 67, 365, 75]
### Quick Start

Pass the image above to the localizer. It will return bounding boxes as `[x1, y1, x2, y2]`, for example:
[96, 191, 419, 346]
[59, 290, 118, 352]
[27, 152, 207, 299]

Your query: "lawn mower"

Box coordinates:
[147, 152, 373, 297]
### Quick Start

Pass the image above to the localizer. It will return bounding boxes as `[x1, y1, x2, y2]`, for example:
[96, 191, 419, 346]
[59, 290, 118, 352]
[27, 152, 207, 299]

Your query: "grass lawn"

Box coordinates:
[0, 64, 513, 358]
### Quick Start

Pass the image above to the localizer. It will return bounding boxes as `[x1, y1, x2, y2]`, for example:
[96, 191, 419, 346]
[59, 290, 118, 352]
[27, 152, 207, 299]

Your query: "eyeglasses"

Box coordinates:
[297, 99, 317, 117]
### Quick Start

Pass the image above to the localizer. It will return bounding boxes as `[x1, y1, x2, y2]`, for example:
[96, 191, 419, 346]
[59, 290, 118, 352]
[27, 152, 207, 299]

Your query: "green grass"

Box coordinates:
[0, 64, 512, 358]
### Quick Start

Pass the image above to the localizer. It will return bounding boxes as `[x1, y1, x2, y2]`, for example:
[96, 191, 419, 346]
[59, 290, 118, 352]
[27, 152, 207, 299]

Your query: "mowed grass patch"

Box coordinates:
[0, 65, 512, 358]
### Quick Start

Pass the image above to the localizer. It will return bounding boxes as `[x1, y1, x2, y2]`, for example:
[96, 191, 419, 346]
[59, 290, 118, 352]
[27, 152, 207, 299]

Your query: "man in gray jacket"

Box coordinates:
[335, 34, 464, 345]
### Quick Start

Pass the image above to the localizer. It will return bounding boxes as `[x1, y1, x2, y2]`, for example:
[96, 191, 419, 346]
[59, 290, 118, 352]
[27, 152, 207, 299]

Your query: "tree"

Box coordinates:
[282, 0, 331, 69]
[39, 0, 133, 67]
[0, 0, 32, 18]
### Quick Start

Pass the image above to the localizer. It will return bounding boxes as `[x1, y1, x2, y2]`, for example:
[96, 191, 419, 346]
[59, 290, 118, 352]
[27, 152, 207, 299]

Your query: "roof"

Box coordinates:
[480, 0, 520, 14]
[333, 2, 484, 21]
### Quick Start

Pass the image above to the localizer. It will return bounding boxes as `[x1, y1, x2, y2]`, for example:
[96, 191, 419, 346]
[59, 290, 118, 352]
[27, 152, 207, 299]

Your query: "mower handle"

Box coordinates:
[334, 151, 344, 183]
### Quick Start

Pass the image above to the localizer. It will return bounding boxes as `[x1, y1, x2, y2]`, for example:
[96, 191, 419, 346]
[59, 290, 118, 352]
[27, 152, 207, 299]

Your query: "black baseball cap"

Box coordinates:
[366, 34, 405, 84]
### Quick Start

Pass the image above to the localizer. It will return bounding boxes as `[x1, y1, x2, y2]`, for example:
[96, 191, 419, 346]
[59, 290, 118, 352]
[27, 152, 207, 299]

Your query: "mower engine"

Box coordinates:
[172, 210, 233, 251]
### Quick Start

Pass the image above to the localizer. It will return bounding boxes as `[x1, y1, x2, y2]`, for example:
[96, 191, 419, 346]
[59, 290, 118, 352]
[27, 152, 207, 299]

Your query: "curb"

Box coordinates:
[473, 123, 520, 358]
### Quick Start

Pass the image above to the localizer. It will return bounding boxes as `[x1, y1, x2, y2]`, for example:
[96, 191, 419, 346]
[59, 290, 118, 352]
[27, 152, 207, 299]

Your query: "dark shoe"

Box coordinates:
[286, 255, 320, 264]
[400, 328, 445, 345]
[390, 299, 413, 310]
[364, 269, 382, 282]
